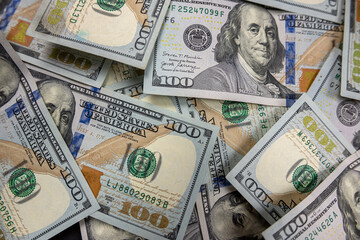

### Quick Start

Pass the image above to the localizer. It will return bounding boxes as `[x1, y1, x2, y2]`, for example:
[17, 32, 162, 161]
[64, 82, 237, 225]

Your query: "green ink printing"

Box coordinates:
[127, 148, 157, 178]
[9, 168, 36, 198]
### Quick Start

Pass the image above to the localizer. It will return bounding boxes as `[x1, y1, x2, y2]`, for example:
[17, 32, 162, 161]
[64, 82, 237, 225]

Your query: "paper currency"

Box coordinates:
[144, 0, 343, 106]
[179, 98, 286, 239]
[80, 217, 146, 240]
[341, 0, 360, 101]
[27, 65, 219, 240]
[0, 32, 99, 239]
[0, 0, 111, 87]
[27, 0, 171, 69]
[243, 0, 344, 23]
[102, 62, 144, 88]
[262, 151, 360, 240]
[226, 94, 356, 224]
[308, 47, 360, 151]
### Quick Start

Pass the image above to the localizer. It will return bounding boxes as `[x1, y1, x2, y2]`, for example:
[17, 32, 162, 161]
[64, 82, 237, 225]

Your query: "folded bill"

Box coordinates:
[226, 94, 356, 224]
[27, 65, 219, 240]
[341, 0, 360, 101]
[27, 0, 171, 69]
[144, 0, 343, 106]
[308, 47, 360, 151]
[0, 32, 99, 239]
[262, 151, 360, 240]
[0, 0, 111, 87]
[243, 0, 344, 23]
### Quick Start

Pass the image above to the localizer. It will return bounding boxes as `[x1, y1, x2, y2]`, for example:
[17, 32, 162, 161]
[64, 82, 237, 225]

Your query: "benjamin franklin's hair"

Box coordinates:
[214, 3, 285, 73]
[37, 79, 75, 146]
[337, 170, 360, 240]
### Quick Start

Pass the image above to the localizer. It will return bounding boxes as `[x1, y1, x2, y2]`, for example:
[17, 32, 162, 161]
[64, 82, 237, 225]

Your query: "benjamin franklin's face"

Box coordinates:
[210, 192, 268, 240]
[341, 169, 360, 230]
[0, 59, 20, 107]
[235, 5, 278, 75]
[39, 82, 75, 140]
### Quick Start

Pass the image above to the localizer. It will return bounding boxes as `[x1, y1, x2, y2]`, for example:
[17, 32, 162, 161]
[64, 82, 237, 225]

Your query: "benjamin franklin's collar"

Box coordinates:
[237, 53, 267, 83]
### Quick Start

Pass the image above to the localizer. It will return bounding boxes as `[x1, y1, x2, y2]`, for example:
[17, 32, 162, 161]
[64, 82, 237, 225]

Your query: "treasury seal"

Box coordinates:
[9, 168, 36, 198]
[336, 99, 360, 127]
[222, 101, 249, 123]
[292, 165, 317, 193]
[97, 0, 125, 11]
[127, 148, 157, 178]
[183, 24, 212, 51]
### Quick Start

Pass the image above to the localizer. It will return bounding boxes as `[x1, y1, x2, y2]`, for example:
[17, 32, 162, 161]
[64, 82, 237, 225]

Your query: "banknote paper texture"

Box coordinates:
[262, 151, 360, 240]
[308, 47, 360, 151]
[243, 0, 344, 23]
[102, 62, 144, 88]
[341, 0, 360, 101]
[0, 32, 99, 239]
[26, 65, 219, 240]
[27, 0, 171, 69]
[226, 94, 356, 224]
[144, 0, 343, 106]
[0, 0, 111, 87]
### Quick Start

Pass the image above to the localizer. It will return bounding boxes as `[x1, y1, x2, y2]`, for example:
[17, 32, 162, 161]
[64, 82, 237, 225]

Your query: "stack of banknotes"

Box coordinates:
[0, 0, 360, 239]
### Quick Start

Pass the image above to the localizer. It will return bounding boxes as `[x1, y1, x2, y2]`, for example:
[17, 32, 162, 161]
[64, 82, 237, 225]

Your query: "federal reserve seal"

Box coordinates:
[336, 99, 360, 127]
[127, 148, 157, 178]
[222, 101, 249, 123]
[9, 168, 36, 198]
[292, 165, 317, 193]
[183, 24, 212, 51]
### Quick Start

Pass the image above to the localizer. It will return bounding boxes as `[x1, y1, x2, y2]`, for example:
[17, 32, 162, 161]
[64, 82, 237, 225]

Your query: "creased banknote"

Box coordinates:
[308, 47, 360, 151]
[102, 62, 144, 88]
[262, 151, 360, 240]
[226, 94, 356, 224]
[26, 65, 219, 240]
[341, 0, 360, 101]
[243, 0, 344, 23]
[27, 0, 171, 69]
[0, 0, 111, 87]
[0, 32, 99, 239]
[144, 0, 343, 106]
[176, 98, 287, 239]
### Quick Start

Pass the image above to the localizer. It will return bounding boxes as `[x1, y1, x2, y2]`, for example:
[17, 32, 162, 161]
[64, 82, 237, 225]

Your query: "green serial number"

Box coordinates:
[106, 179, 168, 208]
[170, 5, 225, 17]
[304, 211, 338, 240]
[0, 195, 17, 233]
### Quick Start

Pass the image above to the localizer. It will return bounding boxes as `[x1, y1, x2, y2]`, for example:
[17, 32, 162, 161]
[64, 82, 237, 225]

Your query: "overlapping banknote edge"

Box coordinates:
[26, 0, 171, 69]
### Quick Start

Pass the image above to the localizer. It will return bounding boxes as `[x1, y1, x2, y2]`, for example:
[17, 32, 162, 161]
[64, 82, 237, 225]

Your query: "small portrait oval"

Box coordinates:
[183, 24, 212, 52]
[336, 99, 360, 127]
[127, 148, 157, 178]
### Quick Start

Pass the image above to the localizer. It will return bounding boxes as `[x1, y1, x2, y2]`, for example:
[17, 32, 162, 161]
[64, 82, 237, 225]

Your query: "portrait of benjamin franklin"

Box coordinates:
[337, 168, 360, 239]
[0, 56, 21, 108]
[37, 80, 75, 146]
[193, 2, 295, 99]
[208, 191, 268, 240]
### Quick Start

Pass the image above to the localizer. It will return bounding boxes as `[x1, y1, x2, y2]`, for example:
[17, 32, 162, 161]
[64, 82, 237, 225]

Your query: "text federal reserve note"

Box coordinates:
[0, 32, 99, 240]
[341, 0, 360, 101]
[144, 0, 343, 106]
[308, 47, 360, 151]
[27, 0, 171, 69]
[26, 65, 219, 240]
[244, 0, 344, 23]
[262, 151, 360, 240]
[0, 0, 111, 87]
[226, 94, 356, 224]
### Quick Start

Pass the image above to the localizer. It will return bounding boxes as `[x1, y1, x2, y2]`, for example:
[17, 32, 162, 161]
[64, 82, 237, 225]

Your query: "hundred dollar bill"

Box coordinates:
[262, 151, 360, 240]
[27, 0, 171, 69]
[144, 0, 343, 106]
[341, 0, 360, 101]
[244, 0, 344, 23]
[226, 94, 356, 224]
[102, 62, 144, 88]
[179, 98, 286, 239]
[308, 47, 360, 151]
[26, 65, 219, 240]
[0, 32, 99, 239]
[0, 0, 111, 88]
